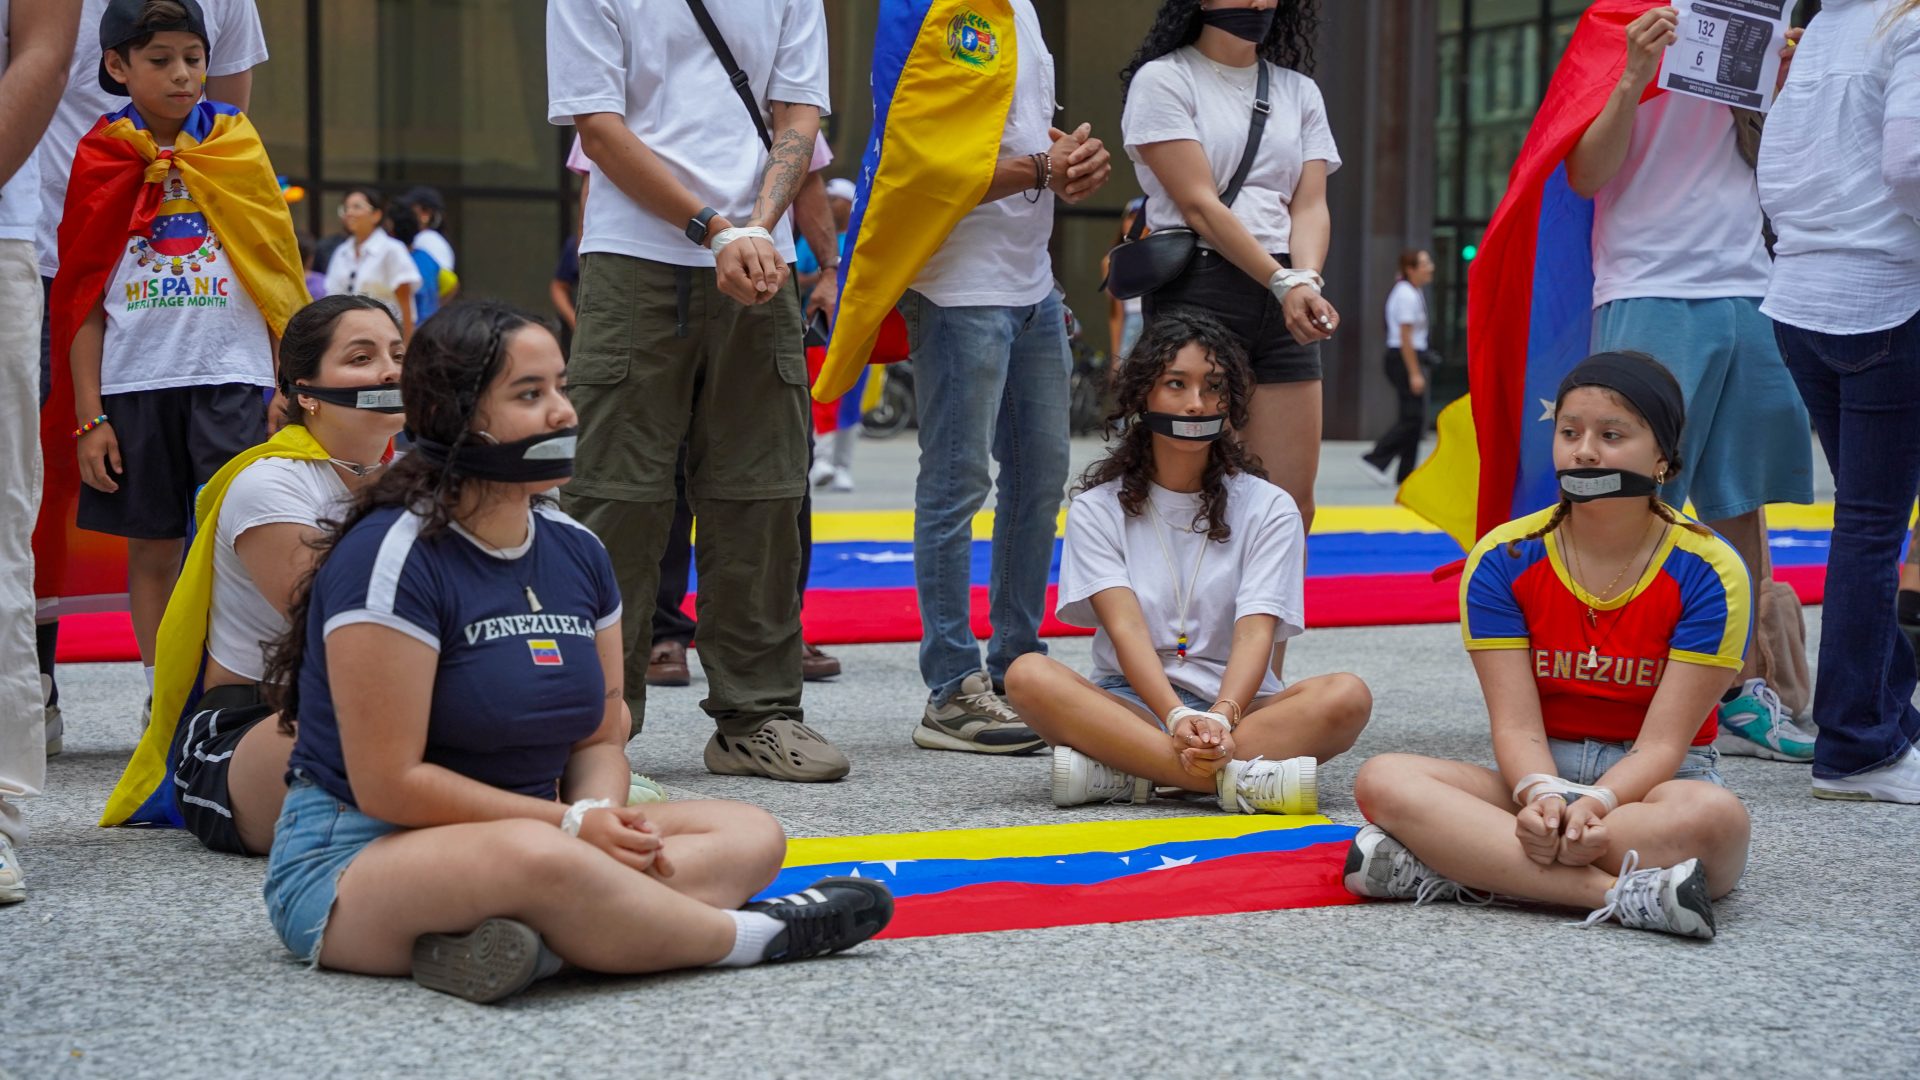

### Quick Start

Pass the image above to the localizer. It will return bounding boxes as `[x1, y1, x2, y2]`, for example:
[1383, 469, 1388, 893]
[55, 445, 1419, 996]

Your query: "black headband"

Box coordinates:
[1555, 352, 1684, 466]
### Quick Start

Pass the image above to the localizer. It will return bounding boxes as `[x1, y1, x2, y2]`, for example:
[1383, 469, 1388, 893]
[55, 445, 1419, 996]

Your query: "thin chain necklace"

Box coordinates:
[1563, 516, 1664, 672]
[1203, 52, 1255, 92]
[464, 510, 543, 613]
[1145, 496, 1208, 662]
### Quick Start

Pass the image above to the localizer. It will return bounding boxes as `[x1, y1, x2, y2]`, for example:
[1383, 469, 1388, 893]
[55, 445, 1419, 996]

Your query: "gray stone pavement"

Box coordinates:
[9, 433, 1896, 1079]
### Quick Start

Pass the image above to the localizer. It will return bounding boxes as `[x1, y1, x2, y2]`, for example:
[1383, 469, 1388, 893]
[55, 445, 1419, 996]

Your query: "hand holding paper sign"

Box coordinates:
[1623, 5, 1679, 92]
[1660, 0, 1792, 112]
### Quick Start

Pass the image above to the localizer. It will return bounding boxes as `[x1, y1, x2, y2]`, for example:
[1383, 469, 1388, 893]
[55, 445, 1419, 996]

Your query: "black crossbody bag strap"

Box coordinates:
[684, 0, 774, 150]
[1124, 61, 1270, 243]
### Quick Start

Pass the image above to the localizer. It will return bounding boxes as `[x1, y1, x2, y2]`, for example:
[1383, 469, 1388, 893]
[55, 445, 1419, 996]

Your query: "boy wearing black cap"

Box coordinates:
[46, 0, 306, 706]
[1347, 351, 1754, 941]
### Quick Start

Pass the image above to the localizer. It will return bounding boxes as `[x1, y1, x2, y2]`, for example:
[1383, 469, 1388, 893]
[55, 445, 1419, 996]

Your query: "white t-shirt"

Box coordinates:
[324, 230, 422, 317]
[99, 162, 273, 393]
[0, 0, 38, 243]
[546, 0, 830, 268]
[1123, 48, 1341, 257]
[209, 457, 349, 682]
[909, 0, 1057, 308]
[1590, 95, 1771, 308]
[1385, 279, 1428, 351]
[413, 228, 455, 274]
[1056, 473, 1305, 705]
[32, 0, 267, 278]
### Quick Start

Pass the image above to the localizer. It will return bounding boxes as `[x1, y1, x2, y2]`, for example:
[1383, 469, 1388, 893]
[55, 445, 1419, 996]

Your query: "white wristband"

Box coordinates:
[709, 225, 774, 254]
[1166, 704, 1229, 734]
[1511, 774, 1618, 813]
[560, 797, 615, 837]
[1267, 267, 1323, 301]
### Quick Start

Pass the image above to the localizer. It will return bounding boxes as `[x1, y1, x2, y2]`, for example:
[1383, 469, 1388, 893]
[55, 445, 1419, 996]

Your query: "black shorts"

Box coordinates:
[1143, 250, 1323, 384]
[76, 383, 267, 540]
[171, 682, 274, 855]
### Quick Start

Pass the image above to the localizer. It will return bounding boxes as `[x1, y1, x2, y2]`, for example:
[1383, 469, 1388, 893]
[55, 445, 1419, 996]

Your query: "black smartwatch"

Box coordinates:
[686, 206, 720, 247]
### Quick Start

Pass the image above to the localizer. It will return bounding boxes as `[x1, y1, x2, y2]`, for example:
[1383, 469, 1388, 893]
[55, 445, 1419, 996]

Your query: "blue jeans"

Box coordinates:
[1775, 309, 1920, 779]
[903, 287, 1072, 703]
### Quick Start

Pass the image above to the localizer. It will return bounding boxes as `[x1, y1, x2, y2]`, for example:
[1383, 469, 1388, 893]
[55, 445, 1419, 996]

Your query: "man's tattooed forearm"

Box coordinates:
[752, 127, 813, 226]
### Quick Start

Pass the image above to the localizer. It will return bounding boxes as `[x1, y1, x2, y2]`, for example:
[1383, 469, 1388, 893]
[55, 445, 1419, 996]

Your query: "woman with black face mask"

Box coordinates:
[1003, 311, 1372, 816]
[1347, 351, 1755, 942]
[1119, 3, 1338, 684]
[255, 300, 892, 1004]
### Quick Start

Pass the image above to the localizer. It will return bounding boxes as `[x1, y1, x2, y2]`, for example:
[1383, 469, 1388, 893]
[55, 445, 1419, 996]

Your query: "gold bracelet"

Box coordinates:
[1211, 699, 1243, 730]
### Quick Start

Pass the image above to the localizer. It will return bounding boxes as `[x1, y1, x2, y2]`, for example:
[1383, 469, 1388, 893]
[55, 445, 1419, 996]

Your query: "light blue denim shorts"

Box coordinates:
[1547, 737, 1726, 790]
[1095, 674, 1210, 732]
[262, 775, 398, 964]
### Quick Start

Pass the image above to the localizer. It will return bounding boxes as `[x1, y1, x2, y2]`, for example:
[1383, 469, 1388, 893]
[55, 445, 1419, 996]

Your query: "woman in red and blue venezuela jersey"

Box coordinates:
[1344, 351, 1752, 940]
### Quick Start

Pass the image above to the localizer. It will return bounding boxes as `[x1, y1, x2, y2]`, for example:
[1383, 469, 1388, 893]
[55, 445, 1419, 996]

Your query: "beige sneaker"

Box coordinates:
[1216, 756, 1319, 815]
[0, 836, 24, 904]
[705, 717, 851, 782]
[913, 671, 1045, 755]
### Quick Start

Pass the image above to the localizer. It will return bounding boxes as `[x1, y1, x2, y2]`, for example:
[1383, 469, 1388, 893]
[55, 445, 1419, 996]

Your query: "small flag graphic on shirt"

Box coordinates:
[528, 639, 563, 666]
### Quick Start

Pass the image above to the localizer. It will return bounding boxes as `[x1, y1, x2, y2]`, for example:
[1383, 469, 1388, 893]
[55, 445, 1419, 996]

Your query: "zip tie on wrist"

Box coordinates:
[708, 225, 774, 254]
[73, 414, 109, 439]
[1511, 773, 1618, 813]
[1267, 267, 1324, 301]
[560, 797, 616, 837]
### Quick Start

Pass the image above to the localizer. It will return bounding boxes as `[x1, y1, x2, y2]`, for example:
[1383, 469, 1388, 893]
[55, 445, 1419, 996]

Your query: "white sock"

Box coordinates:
[143, 666, 155, 693]
[710, 910, 784, 968]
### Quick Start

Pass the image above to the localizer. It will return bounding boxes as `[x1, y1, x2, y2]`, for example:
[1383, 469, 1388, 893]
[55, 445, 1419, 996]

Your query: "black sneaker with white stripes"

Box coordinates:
[743, 877, 894, 962]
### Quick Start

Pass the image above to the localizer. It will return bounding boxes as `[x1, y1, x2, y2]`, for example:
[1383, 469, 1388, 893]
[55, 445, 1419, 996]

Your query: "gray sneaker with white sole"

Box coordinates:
[913, 671, 1045, 755]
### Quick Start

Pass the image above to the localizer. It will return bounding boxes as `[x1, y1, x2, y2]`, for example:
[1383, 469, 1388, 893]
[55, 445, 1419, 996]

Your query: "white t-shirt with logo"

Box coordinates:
[0, 0, 38, 243]
[100, 162, 274, 394]
[1385, 279, 1428, 351]
[1056, 472, 1305, 706]
[909, 0, 1057, 308]
[1123, 47, 1341, 257]
[1590, 94, 1771, 308]
[324, 229, 422, 318]
[546, 0, 830, 268]
[32, 0, 268, 278]
[208, 456, 349, 682]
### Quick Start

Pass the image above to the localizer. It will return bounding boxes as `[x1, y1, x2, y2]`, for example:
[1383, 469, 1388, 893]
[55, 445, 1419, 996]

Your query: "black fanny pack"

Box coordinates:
[1104, 62, 1270, 301]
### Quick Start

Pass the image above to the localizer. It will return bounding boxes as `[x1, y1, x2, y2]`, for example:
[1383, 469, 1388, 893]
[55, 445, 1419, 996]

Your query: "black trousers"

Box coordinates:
[1364, 348, 1430, 482]
[652, 440, 815, 644]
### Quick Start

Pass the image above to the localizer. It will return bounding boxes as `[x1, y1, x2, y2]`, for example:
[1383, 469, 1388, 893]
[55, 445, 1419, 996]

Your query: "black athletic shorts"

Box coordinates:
[171, 682, 274, 855]
[76, 383, 267, 540]
[1143, 250, 1323, 384]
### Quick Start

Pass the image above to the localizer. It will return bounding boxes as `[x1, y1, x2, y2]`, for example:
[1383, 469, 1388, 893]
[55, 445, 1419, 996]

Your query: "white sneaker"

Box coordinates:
[1357, 456, 1396, 488]
[1811, 744, 1920, 804]
[1050, 746, 1150, 807]
[41, 674, 61, 757]
[627, 773, 669, 805]
[828, 467, 855, 493]
[1578, 851, 1715, 940]
[1215, 756, 1318, 815]
[808, 459, 836, 488]
[0, 836, 24, 904]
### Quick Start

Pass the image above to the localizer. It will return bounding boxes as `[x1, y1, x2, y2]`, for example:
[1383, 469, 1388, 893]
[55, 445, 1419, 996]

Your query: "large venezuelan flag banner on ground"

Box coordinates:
[1399, 0, 1663, 550]
[813, 0, 1016, 404]
[757, 817, 1361, 939]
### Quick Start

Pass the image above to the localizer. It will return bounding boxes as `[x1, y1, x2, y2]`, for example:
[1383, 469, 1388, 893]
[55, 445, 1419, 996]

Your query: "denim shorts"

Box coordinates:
[1547, 737, 1726, 790]
[262, 776, 398, 965]
[1095, 674, 1211, 732]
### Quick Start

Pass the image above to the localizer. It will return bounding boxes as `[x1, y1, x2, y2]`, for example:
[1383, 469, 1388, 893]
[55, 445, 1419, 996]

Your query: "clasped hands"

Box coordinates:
[575, 805, 676, 878]
[1515, 793, 1611, 868]
[1168, 704, 1234, 779]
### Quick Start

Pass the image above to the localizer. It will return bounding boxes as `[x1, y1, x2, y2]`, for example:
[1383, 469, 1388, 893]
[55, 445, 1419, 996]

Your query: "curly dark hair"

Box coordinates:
[262, 300, 552, 731]
[1077, 310, 1266, 543]
[1121, 0, 1320, 101]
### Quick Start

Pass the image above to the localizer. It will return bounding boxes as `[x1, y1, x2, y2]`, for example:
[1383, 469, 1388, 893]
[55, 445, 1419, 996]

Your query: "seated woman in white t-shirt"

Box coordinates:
[173, 295, 405, 855]
[1005, 311, 1373, 814]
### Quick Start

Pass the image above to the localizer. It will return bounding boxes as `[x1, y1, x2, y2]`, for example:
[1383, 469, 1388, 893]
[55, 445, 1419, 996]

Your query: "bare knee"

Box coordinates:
[719, 801, 787, 882]
[1673, 783, 1751, 851]
[1316, 672, 1373, 747]
[126, 537, 184, 571]
[497, 819, 600, 893]
[1003, 652, 1064, 717]
[1353, 753, 1423, 826]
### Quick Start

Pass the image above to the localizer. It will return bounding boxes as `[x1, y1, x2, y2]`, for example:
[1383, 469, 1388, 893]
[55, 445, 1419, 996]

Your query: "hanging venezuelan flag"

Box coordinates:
[756, 816, 1362, 939]
[812, 0, 1018, 403]
[1400, 1, 1665, 551]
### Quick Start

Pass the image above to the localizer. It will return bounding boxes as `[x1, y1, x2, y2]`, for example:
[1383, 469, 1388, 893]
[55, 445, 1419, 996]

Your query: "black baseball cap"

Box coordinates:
[98, 0, 211, 97]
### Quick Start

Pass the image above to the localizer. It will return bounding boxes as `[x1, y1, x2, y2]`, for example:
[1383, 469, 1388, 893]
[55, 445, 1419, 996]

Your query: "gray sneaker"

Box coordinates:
[0, 836, 24, 904]
[412, 918, 563, 1003]
[705, 717, 851, 782]
[1343, 824, 1492, 905]
[913, 671, 1045, 755]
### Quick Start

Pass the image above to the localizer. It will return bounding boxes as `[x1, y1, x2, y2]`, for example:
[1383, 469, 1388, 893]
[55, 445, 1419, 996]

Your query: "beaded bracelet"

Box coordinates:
[72, 414, 109, 439]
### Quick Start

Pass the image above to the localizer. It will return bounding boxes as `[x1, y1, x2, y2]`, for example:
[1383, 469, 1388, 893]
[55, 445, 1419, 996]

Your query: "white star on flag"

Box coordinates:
[1538, 398, 1556, 422]
[1148, 855, 1197, 871]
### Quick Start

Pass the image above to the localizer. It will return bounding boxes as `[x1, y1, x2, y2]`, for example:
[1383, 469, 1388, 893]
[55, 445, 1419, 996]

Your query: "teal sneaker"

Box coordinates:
[1715, 678, 1815, 762]
[627, 773, 669, 806]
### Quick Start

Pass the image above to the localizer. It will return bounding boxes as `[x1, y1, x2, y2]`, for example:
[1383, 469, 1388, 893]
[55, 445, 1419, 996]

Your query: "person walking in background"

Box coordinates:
[324, 186, 419, 343]
[1360, 248, 1434, 486]
[1757, 0, 1920, 803]
[0, 0, 82, 905]
[398, 185, 455, 301]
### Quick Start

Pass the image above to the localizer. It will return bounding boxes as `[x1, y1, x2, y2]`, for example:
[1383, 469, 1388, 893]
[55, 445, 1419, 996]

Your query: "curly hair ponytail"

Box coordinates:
[1121, 0, 1320, 101]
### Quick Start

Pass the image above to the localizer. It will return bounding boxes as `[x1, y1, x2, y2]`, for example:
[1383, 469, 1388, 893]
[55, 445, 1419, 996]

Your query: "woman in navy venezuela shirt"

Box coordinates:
[1344, 352, 1752, 940]
[260, 301, 891, 1003]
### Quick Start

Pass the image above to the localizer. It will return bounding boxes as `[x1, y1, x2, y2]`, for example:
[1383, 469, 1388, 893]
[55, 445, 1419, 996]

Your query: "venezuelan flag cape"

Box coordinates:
[812, 0, 1018, 403]
[1400, 1, 1664, 550]
[758, 816, 1361, 938]
[36, 101, 309, 618]
[100, 425, 334, 828]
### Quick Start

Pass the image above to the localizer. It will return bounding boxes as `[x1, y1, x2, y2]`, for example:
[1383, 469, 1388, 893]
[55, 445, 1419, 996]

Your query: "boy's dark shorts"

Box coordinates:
[77, 383, 267, 540]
